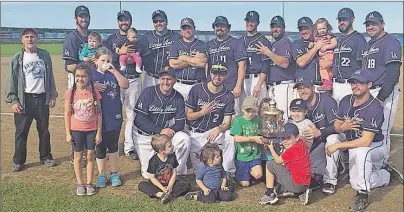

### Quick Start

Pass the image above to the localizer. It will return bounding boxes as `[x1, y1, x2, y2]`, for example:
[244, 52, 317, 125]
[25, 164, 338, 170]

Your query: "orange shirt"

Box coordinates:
[64, 88, 102, 132]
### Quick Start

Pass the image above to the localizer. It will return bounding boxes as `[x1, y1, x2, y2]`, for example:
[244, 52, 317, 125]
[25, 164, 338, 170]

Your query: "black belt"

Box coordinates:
[124, 74, 140, 79]
[25, 93, 45, 98]
[146, 72, 160, 79]
[333, 78, 349, 83]
[244, 73, 259, 79]
[371, 85, 382, 89]
[176, 79, 202, 85]
[267, 80, 294, 86]
[136, 129, 155, 136]
[188, 126, 208, 133]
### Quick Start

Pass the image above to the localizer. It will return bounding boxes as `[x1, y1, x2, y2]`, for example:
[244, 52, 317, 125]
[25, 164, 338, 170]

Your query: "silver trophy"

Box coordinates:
[259, 97, 285, 141]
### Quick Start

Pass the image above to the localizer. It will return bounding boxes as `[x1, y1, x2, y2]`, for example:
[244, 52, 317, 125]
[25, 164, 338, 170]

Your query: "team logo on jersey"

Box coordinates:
[296, 77, 304, 82]
[391, 52, 399, 59]
[312, 112, 325, 123]
[149, 40, 174, 50]
[296, 49, 304, 54]
[107, 90, 118, 99]
[64, 49, 70, 56]
[209, 46, 231, 54]
[362, 47, 380, 57]
[286, 51, 290, 56]
[246, 45, 258, 52]
[197, 99, 225, 109]
[149, 104, 177, 113]
[371, 118, 378, 128]
[334, 45, 352, 53]
[137, 101, 143, 109]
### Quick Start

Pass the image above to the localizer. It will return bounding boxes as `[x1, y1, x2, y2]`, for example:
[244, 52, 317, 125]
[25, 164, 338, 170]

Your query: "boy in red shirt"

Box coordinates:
[259, 123, 312, 206]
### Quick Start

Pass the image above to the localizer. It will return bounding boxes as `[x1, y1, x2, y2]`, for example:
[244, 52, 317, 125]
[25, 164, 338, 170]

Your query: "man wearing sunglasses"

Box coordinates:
[186, 61, 237, 189]
[139, 10, 181, 89]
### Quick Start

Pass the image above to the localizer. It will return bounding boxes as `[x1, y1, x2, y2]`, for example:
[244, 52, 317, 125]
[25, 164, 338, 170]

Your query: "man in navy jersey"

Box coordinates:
[139, 10, 181, 89]
[327, 69, 390, 212]
[186, 61, 236, 185]
[62, 5, 90, 166]
[239, 11, 270, 103]
[133, 70, 190, 179]
[104, 10, 141, 161]
[168, 17, 208, 99]
[207, 16, 247, 117]
[332, 8, 367, 103]
[256, 15, 297, 122]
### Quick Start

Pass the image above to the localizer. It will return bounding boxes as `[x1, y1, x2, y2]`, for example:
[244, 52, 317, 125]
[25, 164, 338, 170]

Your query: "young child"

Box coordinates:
[79, 32, 103, 63]
[64, 63, 102, 196]
[288, 99, 316, 149]
[118, 28, 142, 73]
[310, 18, 337, 92]
[185, 144, 234, 203]
[138, 134, 191, 204]
[259, 123, 312, 206]
[91, 47, 129, 188]
[230, 96, 263, 187]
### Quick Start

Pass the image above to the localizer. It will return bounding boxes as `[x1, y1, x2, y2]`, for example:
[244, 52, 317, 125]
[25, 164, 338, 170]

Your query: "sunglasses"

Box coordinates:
[211, 64, 227, 72]
[153, 20, 166, 24]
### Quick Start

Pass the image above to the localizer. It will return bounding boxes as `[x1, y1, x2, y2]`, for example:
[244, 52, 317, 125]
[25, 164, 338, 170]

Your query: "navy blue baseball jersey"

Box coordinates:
[105, 32, 129, 69]
[267, 36, 296, 83]
[361, 33, 402, 86]
[134, 85, 185, 134]
[337, 94, 384, 142]
[168, 38, 208, 81]
[307, 93, 338, 130]
[207, 36, 248, 90]
[186, 83, 235, 131]
[62, 29, 88, 70]
[139, 30, 182, 75]
[333, 31, 367, 79]
[91, 69, 123, 132]
[239, 33, 271, 74]
[292, 38, 320, 81]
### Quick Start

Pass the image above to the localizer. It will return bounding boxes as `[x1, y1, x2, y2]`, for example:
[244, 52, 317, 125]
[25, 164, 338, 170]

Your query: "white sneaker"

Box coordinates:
[120, 66, 126, 71]
[135, 66, 142, 73]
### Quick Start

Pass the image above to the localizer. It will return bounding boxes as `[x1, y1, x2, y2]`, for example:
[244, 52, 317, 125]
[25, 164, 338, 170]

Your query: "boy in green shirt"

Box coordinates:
[230, 96, 264, 187]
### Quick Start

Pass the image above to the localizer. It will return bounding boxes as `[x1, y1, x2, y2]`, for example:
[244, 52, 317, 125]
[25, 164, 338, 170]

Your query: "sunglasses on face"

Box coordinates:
[153, 20, 166, 24]
[211, 64, 227, 72]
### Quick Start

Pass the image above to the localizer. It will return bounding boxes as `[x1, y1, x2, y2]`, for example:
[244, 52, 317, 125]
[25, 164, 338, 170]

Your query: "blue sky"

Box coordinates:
[1, 1, 403, 33]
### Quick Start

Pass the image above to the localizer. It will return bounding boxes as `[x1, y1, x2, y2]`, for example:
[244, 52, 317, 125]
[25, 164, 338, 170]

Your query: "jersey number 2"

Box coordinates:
[212, 114, 220, 123]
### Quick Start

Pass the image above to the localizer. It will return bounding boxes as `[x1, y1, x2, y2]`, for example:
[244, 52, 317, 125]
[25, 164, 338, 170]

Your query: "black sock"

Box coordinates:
[266, 188, 274, 196]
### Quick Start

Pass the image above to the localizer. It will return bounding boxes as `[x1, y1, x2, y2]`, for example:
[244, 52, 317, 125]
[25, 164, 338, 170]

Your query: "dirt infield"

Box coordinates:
[1, 56, 403, 211]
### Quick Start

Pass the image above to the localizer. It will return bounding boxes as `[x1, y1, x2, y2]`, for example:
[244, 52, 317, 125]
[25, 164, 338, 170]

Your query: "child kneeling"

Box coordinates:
[185, 144, 234, 203]
[138, 135, 190, 204]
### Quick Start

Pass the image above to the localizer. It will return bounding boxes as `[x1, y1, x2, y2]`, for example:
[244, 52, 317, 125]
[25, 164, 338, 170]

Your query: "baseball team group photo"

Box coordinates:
[1, 1, 403, 211]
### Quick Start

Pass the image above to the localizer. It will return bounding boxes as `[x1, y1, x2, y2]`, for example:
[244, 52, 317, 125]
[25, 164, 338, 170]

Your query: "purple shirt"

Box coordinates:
[292, 38, 320, 81]
[168, 38, 208, 81]
[337, 94, 384, 142]
[105, 32, 129, 69]
[186, 83, 235, 131]
[62, 29, 88, 69]
[207, 36, 248, 90]
[239, 33, 271, 74]
[267, 36, 296, 83]
[333, 31, 367, 79]
[361, 33, 402, 86]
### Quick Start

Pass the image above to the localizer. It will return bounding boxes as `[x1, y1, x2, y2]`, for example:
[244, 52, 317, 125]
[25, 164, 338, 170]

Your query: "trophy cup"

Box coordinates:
[259, 97, 285, 143]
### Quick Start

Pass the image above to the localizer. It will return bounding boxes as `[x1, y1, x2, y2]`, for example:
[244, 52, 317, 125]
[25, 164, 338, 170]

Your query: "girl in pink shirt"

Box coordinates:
[64, 63, 102, 196]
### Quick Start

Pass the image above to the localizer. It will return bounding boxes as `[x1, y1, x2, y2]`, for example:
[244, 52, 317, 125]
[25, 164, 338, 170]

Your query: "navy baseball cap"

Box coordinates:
[152, 10, 168, 21]
[213, 16, 230, 27]
[364, 11, 384, 24]
[294, 76, 314, 88]
[348, 69, 373, 83]
[270, 16, 285, 28]
[290, 99, 308, 111]
[337, 8, 354, 20]
[210, 61, 228, 74]
[75, 5, 90, 17]
[158, 69, 175, 78]
[297, 17, 313, 28]
[117, 10, 132, 20]
[274, 123, 300, 138]
[245, 11, 260, 23]
[181, 17, 195, 28]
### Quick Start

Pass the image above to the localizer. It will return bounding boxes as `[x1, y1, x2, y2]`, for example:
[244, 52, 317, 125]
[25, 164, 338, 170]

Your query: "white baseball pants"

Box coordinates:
[243, 76, 267, 103]
[332, 82, 352, 104]
[267, 81, 298, 123]
[173, 82, 195, 100]
[68, 72, 74, 89]
[323, 133, 346, 185]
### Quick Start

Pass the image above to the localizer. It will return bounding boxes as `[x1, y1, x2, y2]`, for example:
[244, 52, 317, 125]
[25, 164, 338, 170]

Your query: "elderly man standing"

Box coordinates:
[5, 28, 58, 172]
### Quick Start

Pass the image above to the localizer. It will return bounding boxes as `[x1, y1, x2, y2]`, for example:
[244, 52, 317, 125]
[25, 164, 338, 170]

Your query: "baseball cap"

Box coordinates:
[289, 99, 308, 111]
[158, 69, 175, 78]
[364, 11, 384, 24]
[244, 11, 260, 23]
[180, 17, 195, 28]
[213, 16, 230, 27]
[75, 5, 90, 17]
[21, 28, 38, 37]
[348, 69, 373, 83]
[242, 96, 259, 111]
[337, 8, 355, 20]
[274, 123, 300, 138]
[210, 61, 228, 74]
[293, 76, 314, 88]
[152, 10, 168, 21]
[270, 15, 285, 28]
[117, 10, 132, 20]
[297, 17, 313, 28]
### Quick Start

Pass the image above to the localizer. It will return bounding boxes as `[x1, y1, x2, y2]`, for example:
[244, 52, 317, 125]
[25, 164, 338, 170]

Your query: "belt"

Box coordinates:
[146, 72, 160, 79]
[136, 129, 155, 136]
[333, 78, 349, 84]
[267, 80, 294, 86]
[244, 73, 259, 79]
[25, 93, 45, 98]
[177, 79, 202, 85]
[124, 74, 140, 79]
[188, 126, 208, 134]
[371, 85, 382, 89]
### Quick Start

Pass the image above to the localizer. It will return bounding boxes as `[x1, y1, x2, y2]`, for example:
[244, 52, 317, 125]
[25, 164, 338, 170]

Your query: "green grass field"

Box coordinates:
[1, 43, 63, 57]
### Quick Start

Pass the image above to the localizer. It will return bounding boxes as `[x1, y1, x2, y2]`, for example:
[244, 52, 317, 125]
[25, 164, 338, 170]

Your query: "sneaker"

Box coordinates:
[12, 163, 25, 172]
[40, 159, 57, 167]
[185, 191, 199, 200]
[226, 172, 236, 192]
[110, 173, 122, 187]
[160, 192, 173, 204]
[384, 161, 404, 184]
[86, 184, 96, 196]
[299, 188, 312, 205]
[274, 184, 295, 197]
[322, 183, 336, 195]
[135, 66, 142, 73]
[120, 66, 126, 71]
[76, 185, 86, 196]
[259, 193, 278, 205]
[309, 174, 323, 190]
[349, 192, 369, 212]
[128, 150, 139, 160]
[95, 174, 107, 188]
